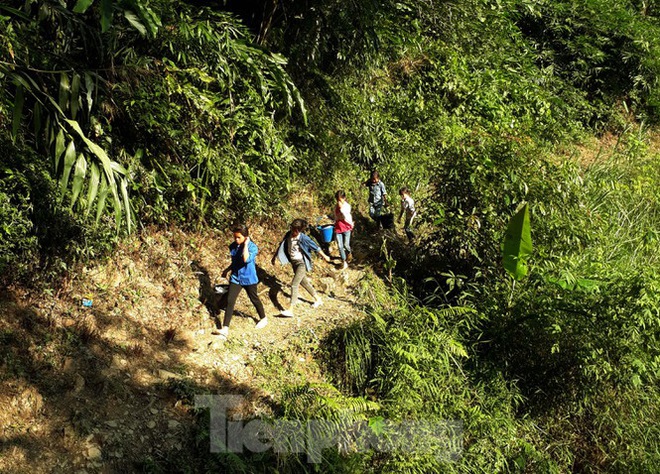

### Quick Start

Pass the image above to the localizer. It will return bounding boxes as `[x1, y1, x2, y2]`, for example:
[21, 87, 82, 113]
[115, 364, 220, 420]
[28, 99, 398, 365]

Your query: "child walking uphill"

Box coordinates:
[214, 224, 268, 339]
[271, 219, 331, 317]
[364, 170, 387, 225]
[398, 186, 417, 242]
[334, 190, 353, 270]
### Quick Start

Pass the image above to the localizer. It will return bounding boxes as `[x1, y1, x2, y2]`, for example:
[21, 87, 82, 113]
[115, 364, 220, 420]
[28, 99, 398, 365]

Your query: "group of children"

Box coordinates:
[365, 171, 417, 240]
[212, 174, 416, 340]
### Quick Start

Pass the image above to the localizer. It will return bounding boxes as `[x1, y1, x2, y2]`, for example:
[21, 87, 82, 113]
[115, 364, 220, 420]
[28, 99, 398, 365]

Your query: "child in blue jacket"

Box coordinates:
[214, 224, 268, 339]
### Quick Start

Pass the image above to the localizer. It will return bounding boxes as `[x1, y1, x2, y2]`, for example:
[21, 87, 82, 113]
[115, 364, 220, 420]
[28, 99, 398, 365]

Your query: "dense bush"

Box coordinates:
[0, 137, 119, 286]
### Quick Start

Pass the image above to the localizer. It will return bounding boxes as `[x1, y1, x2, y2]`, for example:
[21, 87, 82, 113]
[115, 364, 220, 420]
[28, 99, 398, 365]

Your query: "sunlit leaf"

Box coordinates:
[71, 74, 81, 119]
[84, 73, 94, 113]
[59, 141, 77, 204]
[502, 203, 532, 281]
[59, 72, 70, 113]
[120, 177, 133, 233]
[54, 129, 66, 174]
[85, 162, 101, 217]
[65, 119, 127, 231]
[124, 10, 147, 36]
[96, 176, 109, 223]
[70, 152, 88, 209]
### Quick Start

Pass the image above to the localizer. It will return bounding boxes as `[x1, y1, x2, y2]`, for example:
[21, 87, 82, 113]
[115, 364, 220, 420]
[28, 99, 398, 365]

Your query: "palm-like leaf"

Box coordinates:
[502, 203, 533, 280]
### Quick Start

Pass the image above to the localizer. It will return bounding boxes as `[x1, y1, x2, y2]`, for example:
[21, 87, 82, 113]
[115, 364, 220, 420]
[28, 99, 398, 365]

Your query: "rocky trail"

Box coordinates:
[0, 218, 398, 473]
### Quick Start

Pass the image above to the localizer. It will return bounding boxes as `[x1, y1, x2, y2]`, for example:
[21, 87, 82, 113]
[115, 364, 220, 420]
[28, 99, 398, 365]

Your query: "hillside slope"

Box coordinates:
[0, 213, 397, 472]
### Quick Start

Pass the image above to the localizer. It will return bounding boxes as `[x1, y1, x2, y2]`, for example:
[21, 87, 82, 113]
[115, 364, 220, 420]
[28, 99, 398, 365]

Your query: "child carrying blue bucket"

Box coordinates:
[318, 224, 334, 243]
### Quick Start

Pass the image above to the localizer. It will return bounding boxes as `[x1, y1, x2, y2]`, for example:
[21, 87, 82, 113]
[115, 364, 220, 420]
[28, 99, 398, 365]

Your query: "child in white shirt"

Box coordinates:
[398, 186, 416, 242]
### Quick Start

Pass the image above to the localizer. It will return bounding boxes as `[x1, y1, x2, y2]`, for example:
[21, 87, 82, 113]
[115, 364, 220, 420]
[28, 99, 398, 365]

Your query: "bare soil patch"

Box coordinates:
[0, 213, 401, 472]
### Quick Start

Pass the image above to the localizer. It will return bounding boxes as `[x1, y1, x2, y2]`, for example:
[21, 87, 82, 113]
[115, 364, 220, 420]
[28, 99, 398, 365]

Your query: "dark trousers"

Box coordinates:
[222, 282, 266, 327]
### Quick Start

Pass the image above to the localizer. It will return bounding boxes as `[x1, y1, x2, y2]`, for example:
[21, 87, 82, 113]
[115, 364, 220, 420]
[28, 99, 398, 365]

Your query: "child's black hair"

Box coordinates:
[231, 223, 249, 237]
[399, 186, 410, 195]
[290, 219, 308, 232]
[335, 190, 346, 200]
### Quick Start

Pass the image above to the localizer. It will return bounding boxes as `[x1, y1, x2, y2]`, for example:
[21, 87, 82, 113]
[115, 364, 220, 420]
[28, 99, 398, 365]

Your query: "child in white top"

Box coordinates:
[398, 186, 416, 242]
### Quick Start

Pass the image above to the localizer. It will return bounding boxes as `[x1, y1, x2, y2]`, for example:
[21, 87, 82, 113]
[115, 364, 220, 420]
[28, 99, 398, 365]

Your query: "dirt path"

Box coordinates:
[0, 224, 380, 473]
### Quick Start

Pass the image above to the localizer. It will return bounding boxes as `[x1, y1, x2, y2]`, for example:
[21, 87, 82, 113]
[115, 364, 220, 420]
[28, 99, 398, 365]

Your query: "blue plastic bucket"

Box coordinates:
[318, 224, 334, 243]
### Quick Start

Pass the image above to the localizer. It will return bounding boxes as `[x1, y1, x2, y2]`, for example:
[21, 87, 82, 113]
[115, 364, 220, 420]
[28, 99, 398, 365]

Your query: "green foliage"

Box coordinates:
[0, 0, 310, 285]
[502, 203, 532, 281]
[114, 4, 306, 224]
[324, 274, 564, 472]
[513, 0, 660, 121]
[0, 137, 118, 285]
[0, 162, 38, 283]
[1, 2, 135, 232]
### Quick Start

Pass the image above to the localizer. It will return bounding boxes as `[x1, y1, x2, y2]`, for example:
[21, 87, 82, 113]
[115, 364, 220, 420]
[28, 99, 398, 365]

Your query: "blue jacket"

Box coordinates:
[367, 180, 387, 205]
[275, 231, 320, 272]
[229, 240, 259, 286]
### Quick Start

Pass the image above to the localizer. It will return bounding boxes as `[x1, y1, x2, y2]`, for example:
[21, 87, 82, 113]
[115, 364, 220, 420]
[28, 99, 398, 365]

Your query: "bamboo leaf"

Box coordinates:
[502, 203, 533, 281]
[71, 74, 81, 119]
[100, 0, 113, 32]
[65, 119, 125, 176]
[138, 4, 161, 37]
[120, 177, 133, 233]
[124, 10, 147, 36]
[112, 188, 122, 230]
[70, 152, 88, 209]
[54, 129, 66, 174]
[46, 116, 53, 148]
[0, 5, 30, 20]
[59, 141, 77, 204]
[59, 72, 70, 113]
[85, 162, 101, 217]
[73, 0, 95, 13]
[84, 73, 94, 113]
[65, 119, 127, 231]
[11, 73, 32, 91]
[12, 84, 24, 142]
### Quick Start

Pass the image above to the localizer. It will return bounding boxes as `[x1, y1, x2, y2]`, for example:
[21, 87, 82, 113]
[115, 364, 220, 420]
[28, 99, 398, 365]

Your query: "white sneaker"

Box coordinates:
[255, 317, 268, 329]
[280, 309, 294, 317]
[213, 326, 229, 340]
[342, 261, 348, 270]
[312, 299, 323, 308]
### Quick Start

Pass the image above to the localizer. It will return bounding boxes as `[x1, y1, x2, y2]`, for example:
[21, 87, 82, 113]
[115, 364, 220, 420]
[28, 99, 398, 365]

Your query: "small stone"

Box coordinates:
[157, 369, 181, 380]
[168, 420, 180, 429]
[147, 421, 156, 429]
[63, 357, 76, 373]
[86, 445, 102, 460]
[105, 421, 118, 428]
[63, 424, 76, 439]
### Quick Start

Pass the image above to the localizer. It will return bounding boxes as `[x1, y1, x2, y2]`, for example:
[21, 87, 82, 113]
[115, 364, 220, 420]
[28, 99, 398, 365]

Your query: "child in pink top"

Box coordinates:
[334, 190, 354, 270]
